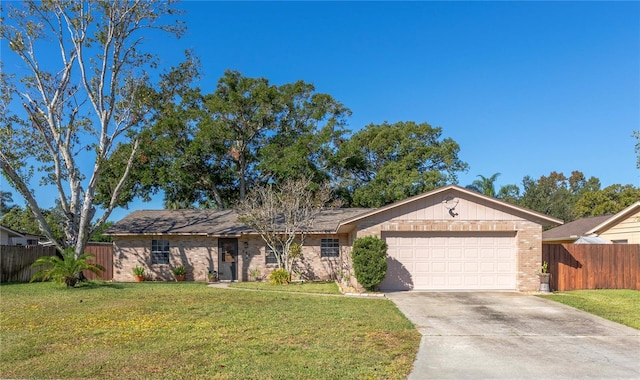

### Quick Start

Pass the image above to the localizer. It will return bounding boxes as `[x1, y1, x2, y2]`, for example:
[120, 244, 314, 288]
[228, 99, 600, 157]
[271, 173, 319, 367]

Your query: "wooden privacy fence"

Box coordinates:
[0, 246, 58, 283]
[542, 244, 640, 291]
[0, 243, 113, 283]
[83, 243, 114, 281]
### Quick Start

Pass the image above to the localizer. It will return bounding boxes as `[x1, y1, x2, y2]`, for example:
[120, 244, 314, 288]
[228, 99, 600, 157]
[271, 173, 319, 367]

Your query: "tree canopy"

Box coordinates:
[518, 171, 601, 222]
[334, 121, 468, 208]
[573, 184, 640, 218]
[104, 70, 351, 210]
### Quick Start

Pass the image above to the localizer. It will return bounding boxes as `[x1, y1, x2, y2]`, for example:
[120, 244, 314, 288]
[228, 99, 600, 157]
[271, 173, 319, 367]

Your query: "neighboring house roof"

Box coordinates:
[105, 208, 371, 236]
[337, 184, 563, 232]
[542, 215, 611, 243]
[585, 201, 640, 236]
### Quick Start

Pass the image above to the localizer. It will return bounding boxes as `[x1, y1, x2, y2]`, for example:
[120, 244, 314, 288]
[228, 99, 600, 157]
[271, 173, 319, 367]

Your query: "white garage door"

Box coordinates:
[380, 232, 516, 291]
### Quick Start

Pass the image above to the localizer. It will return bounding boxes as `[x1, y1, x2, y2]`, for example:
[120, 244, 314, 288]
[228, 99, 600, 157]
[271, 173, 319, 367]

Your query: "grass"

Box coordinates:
[0, 281, 420, 379]
[539, 289, 640, 330]
[228, 281, 341, 294]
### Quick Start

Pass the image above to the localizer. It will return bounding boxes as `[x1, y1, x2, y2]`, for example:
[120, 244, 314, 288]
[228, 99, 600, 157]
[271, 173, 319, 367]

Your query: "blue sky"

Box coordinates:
[169, 1, 639, 189]
[2, 1, 639, 222]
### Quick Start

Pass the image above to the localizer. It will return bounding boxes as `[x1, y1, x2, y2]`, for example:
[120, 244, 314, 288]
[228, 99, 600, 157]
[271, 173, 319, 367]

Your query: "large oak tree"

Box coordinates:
[334, 121, 468, 207]
[115, 70, 351, 209]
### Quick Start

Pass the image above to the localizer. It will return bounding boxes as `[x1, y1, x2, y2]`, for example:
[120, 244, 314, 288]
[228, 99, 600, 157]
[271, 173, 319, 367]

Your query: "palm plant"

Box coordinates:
[467, 173, 501, 197]
[31, 248, 105, 287]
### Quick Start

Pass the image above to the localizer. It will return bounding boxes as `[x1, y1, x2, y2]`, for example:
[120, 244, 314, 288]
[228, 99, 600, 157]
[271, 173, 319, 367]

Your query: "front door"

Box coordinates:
[218, 238, 238, 281]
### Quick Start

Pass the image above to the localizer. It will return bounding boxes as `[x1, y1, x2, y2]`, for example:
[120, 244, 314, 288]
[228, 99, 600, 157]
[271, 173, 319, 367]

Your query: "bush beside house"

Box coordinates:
[352, 236, 388, 291]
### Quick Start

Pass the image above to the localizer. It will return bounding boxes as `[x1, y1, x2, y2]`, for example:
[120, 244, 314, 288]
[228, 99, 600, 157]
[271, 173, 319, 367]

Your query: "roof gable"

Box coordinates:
[338, 185, 563, 231]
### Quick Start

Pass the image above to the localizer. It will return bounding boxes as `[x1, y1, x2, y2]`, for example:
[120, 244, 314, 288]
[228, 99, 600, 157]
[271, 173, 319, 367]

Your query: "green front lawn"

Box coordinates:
[229, 281, 341, 294]
[539, 289, 640, 330]
[0, 282, 420, 379]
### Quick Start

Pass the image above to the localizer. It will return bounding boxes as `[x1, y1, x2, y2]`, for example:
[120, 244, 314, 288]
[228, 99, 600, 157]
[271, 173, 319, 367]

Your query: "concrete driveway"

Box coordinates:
[386, 292, 640, 379]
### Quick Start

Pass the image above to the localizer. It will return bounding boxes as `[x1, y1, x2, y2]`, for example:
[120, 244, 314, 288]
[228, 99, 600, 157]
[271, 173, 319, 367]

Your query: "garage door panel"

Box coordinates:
[381, 232, 516, 291]
[479, 262, 495, 272]
[431, 262, 447, 272]
[496, 262, 511, 272]
[398, 248, 414, 259]
[448, 262, 463, 272]
[480, 275, 497, 286]
[415, 262, 430, 272]
[496, 248, 512, 258]
[464, 276, 479, 286]
[465, 248, 479, 258]
[464, 262, 478, 272]
[448, 248, 463, 258]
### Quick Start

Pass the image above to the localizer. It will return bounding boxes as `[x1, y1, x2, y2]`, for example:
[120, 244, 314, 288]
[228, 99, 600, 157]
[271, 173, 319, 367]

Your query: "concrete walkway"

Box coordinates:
[386, 291, 640, 379]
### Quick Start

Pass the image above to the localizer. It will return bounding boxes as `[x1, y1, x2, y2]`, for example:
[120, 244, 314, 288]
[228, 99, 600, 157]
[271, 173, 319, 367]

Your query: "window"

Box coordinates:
[611, 239, 628, 244]
[321, 238, 340, 258]
[151, 239, 170, 265]
[265, 244, 281, 265]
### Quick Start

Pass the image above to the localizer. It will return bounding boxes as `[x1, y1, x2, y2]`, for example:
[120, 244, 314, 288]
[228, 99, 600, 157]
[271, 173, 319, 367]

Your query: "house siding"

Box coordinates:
[597, 211, 640, 244]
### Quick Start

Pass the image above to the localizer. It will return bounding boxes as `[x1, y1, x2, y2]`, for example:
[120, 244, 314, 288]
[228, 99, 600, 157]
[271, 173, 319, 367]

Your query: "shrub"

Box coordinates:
[269, 268, 291, 285]
[351, 236, 388, 291]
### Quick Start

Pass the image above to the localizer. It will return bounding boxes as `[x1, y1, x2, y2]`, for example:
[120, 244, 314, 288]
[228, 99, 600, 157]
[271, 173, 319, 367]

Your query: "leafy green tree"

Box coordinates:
[334, 121, 468, 207]
[96, 61, 228, 210]
[0, 1, 186, 257]
[90, 221, 114, 243]
[496, 184, 521, 204]
[31, 248, 105, 288]
[203, 70, 279, 203]
[0, 191, 15, 215]
[112, 70, 351, 209]
[1, 205, 65, 242]
[519, 171, 600, 222]
[351, 236, 388, 291]
[204, 71, 351, 203]
[574, 184, 640, 218]
[256, 80, 351, 186]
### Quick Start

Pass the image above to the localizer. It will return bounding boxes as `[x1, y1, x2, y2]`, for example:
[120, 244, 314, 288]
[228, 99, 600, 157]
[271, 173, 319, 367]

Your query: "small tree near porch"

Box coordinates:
[237, 178, 337, 279]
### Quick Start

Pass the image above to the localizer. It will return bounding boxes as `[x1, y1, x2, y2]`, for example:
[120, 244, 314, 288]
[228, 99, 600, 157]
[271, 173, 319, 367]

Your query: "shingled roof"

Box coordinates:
[105, 208, 371, 236]
[542, 214, 611, 242]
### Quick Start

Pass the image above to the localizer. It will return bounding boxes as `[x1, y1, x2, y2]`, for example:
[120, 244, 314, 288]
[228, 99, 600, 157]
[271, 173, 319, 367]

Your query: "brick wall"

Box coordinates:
[113, 235, 218, 282]
[113, 234, 350, 283]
